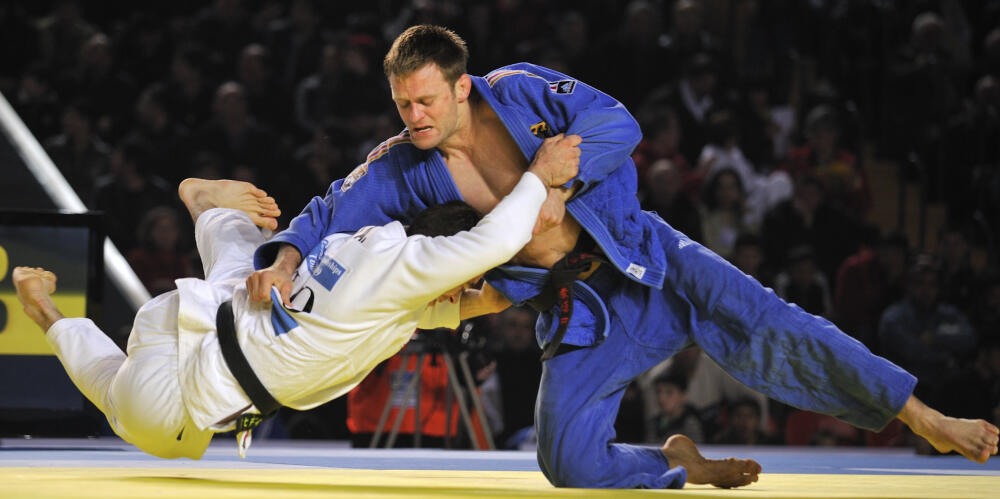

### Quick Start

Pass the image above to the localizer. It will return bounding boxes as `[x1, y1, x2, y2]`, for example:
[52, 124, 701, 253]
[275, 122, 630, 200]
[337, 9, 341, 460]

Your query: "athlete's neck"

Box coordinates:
[437, 90, 483, 161]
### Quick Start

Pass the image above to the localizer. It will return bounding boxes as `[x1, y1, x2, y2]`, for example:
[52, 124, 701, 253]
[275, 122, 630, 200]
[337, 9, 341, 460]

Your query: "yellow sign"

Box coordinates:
[0, 292, 85, 355]
[0, 244, 7, 281]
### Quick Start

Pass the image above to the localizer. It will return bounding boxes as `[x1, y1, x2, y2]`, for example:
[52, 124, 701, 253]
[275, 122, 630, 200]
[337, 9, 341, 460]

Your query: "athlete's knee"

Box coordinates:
[536, 438, 616, 488]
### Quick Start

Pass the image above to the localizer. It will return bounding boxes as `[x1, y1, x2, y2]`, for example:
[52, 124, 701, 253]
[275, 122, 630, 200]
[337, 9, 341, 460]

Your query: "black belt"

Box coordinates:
[216, 300, 281, 418]
[529, 233, 606, 361]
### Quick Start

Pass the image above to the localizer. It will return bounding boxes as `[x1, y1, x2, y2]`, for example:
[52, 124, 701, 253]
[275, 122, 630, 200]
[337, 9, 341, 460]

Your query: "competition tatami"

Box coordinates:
[3, 438, 998, 498]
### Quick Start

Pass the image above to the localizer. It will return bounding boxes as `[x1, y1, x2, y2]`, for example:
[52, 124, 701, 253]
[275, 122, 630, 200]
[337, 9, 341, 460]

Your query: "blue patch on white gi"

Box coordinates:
[270, 288, 299, 336]
[312, 256, 346, 291]
[303, 238, 330, 273]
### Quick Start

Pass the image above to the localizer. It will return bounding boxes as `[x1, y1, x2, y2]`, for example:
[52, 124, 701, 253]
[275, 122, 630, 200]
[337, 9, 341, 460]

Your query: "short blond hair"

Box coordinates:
[383, 25, 468, 85]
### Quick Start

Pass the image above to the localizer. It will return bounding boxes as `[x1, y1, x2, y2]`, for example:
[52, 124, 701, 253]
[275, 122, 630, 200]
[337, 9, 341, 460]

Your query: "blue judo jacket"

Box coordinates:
[254, 63, 664, 346]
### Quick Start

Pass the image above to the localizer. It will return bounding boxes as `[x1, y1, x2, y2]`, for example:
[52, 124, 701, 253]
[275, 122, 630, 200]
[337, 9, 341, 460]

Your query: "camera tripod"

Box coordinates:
[369, 327, 496, 449]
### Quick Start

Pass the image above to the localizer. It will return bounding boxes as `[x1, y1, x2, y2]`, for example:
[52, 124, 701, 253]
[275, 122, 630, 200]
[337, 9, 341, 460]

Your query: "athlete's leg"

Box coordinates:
[897, 395, 999, 463]
[655, 219, 997, 463]
[534, 267, 759, 489]
[178, 178, 280, 229]
[656, 221, 914, 428]
[14, 267, 210, 458]
[14, 268, 113, 411]
[535, 311, 684, 488]
[178, 179, 279, 283]
[13, 267, 62, 330]
[662, 434, 762, 488]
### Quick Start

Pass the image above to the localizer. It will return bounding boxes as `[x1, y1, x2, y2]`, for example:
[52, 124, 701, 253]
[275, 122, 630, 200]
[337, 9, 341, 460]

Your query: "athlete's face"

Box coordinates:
[389, 63, 470, 150]
[436, 275, 484, 305]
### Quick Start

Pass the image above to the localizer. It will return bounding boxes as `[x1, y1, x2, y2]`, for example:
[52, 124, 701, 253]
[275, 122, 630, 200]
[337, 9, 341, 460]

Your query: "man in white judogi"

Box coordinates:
[13, 133, 581, 459]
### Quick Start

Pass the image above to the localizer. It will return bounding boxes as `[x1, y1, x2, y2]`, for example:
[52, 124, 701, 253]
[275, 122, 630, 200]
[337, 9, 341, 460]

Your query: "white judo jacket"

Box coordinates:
[175, 172, 548, 432]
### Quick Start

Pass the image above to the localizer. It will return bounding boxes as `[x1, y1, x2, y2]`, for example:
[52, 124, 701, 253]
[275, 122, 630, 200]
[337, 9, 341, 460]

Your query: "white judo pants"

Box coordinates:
[44, 208, 265, 458]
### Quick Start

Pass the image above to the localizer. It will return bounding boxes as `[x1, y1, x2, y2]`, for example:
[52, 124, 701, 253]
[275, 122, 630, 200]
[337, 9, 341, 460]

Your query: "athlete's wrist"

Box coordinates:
[274, 244, 302, 272]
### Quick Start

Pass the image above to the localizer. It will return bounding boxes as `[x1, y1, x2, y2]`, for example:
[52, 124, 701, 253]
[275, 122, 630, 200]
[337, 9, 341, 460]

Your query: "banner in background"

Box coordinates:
[0, 225, 90, 355]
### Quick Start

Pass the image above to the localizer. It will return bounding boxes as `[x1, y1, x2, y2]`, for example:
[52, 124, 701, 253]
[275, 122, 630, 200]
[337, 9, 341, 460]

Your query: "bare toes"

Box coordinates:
[252, 215, 278, 230]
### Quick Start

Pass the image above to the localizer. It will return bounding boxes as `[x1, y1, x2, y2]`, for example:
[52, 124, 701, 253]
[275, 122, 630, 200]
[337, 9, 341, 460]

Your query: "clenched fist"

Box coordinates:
[528, 133, 581, 187]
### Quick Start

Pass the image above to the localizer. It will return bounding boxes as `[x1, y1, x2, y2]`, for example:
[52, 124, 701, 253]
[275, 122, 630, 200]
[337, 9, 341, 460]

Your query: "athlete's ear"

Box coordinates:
[454, 74, 472, 103]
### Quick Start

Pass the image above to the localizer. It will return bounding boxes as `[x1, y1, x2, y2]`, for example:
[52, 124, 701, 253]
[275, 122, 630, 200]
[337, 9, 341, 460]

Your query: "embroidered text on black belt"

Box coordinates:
[538, 249, 606, 361]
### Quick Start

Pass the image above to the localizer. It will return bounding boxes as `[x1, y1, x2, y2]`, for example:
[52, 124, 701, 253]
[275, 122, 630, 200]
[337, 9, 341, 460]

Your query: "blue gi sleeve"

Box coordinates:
[253, 187, 336, 269]
[877, 304, 976, 367]
[254, 133, 431, 269]
[487, 63, 642, 194]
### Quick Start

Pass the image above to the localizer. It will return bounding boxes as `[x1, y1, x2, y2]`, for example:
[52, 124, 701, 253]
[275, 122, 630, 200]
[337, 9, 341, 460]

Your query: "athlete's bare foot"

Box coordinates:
[178, 178, 281, 229]
[13, 267, 64, 332]
[898, 395, 999, 463]
[662, 434, 761, 488]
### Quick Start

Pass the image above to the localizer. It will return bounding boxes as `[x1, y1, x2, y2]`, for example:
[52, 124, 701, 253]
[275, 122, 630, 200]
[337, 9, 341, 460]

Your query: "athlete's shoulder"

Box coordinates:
[338, 129, 425, 192]
[350, 221, 406, 246]
[482, 63, 581, 102]
[342, 222, 409, 264]
[483, 63, 571, 87]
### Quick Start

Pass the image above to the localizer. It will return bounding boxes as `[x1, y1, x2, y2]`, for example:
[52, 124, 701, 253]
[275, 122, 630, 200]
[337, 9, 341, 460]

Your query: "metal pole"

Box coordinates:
[0, 91, 150, 310]
[442, 353, 480, 449]
[386, 353, 425, 448]
[444, 356, 454, 449]
[458, 351, 495, 450]
[413, 354, 423, 448]
[369, 354, 405, 448]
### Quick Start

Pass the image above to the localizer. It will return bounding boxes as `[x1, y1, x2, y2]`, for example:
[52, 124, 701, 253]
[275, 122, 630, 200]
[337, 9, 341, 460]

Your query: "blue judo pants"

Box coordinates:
[535, 219, 917, 489]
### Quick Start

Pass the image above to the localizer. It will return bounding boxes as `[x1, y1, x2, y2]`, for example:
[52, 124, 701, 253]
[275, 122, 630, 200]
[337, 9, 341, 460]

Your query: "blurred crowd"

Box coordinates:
[3, 0, 1000, 449]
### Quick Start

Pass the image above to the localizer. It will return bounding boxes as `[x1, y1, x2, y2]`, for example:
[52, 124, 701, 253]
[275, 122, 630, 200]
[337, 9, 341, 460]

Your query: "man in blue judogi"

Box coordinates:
[251, 25, 998, 489]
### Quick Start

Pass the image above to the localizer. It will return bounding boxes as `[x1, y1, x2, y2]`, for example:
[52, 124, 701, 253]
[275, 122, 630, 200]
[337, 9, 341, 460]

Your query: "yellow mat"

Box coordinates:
[3, 468, 997, 499]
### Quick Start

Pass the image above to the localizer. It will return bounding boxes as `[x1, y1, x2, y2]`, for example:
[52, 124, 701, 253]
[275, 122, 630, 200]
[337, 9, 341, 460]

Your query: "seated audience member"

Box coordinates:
[878, 255, 977, 399]
[43, 99, 110, 204]
[649, 373, 705, 444]
[489, 307, 543, 449]
[971, 275, 1000, 346]
[736, 81, 780, 171]
[14, 63, 61, 139]
[712, 398, 778, 445]
[131, 82, 190, 185]
[784, 409, 860, 447]
[930, 337, 1000, 430]
[126, 206, 193, 295]
[632, 107, 701, 201]
[834, 231, 909, 351]
[686, 350, 771, 440]
[934, 223, 977, 310]
[668, 53, 719, 167]
[641, 158, 704, 242]
[614, 380, 647, 444]
[163, 43, 213, 131]
[697, 109, 792, 229]
[281, 120, 354, 221]
[774, 245, 833, 318]
[782, 105, 871, 219]
[188, 81, 282, 178]
[92, 137, 174, 252]
[761, 175, 862, 284]
[729, 232, 771, 286]
[235, 43, 286, 132]
[699, 168, 750, 259]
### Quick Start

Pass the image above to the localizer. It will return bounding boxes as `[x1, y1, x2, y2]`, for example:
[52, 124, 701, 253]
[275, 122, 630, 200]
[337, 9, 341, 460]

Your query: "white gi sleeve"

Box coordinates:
[393, 172, 547, 309]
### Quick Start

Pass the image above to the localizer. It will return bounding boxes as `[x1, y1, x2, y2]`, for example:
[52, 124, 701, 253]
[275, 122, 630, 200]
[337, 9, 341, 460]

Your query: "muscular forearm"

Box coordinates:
[459, 284, 512, 320]
[247, 243, 302, 304]
[273, 244, 302, 273]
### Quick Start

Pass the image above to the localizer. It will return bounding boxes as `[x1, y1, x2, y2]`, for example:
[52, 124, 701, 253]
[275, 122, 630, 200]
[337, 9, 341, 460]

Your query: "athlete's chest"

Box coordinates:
[443, 115, 530, 214]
